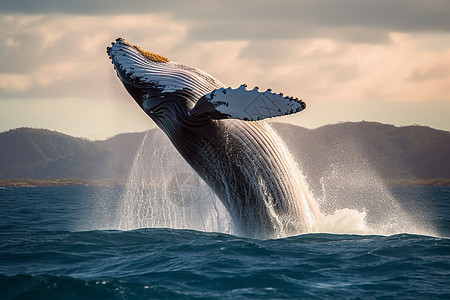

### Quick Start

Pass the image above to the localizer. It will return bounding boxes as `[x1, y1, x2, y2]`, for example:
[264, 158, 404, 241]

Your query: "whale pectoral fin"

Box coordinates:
[188, 84, 306, 121]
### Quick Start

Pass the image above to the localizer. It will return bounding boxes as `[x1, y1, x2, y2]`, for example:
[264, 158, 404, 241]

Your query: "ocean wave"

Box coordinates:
[1, 229, 449, 299]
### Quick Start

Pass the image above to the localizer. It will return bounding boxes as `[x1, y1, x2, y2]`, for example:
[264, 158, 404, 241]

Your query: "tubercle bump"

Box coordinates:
[108, 38, 170, 63]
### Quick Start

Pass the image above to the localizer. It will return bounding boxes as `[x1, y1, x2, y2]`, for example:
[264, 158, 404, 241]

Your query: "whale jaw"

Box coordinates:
[107, 38, 223, 112]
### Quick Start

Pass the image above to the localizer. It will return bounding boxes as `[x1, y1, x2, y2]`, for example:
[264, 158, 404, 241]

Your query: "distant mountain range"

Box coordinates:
[1, 122, 449, 188]
[270, 122, 450, 190]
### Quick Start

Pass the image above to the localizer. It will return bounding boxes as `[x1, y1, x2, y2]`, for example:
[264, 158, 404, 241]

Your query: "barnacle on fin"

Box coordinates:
[133, 45, 170, 63]
[121, 40, 169, 63]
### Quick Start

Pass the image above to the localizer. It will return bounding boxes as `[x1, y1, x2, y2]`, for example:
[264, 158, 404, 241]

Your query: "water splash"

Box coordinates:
[314, 160, 436, 236]
[112, 125, 436, 238]
[115, 130, 231, 233]
[271, 125, 436, 237]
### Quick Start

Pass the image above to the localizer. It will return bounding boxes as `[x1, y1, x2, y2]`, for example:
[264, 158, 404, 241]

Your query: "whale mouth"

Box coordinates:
[107, 38, 175, 93]
[107, 38, 223, 105]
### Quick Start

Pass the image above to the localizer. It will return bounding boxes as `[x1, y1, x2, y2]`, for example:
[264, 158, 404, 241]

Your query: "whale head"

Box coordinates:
[108, 38, 306, 127]
[107, 38, 223, 118]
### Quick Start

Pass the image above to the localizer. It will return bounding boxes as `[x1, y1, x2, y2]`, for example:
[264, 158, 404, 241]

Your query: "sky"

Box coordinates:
[1, 0, 450, 140]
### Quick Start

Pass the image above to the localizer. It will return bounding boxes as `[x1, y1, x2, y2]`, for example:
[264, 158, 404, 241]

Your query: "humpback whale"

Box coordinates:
[107, 38, 318, 238]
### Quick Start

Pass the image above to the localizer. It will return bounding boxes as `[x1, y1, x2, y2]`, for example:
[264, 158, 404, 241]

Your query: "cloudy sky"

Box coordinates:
[1, 0, 449, 139]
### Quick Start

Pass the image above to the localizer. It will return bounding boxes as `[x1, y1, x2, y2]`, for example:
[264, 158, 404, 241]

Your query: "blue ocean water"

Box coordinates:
[0, 186, 449, 299]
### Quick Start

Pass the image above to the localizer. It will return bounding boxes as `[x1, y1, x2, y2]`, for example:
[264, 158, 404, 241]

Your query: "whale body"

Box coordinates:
[107, 38, 318, 238]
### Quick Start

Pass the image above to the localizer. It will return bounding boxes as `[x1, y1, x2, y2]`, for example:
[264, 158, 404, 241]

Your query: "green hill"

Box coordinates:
[270, 121, 450, 189]
[0, 122, 449, 187]
[0, 128, 108, 179]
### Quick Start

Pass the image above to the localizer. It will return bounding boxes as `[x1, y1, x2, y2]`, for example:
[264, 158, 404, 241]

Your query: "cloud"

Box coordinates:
[2, 0, 450, 41]
[231, 33, 450, 104]
[2, 11, 450, 104]
[0, 74, 32, 91]
[409, 64, 450, 82]
[0, 13, 186, 99]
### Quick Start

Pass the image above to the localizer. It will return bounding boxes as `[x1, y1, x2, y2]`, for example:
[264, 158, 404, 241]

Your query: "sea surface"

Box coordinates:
[0, 186, 449, 299]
